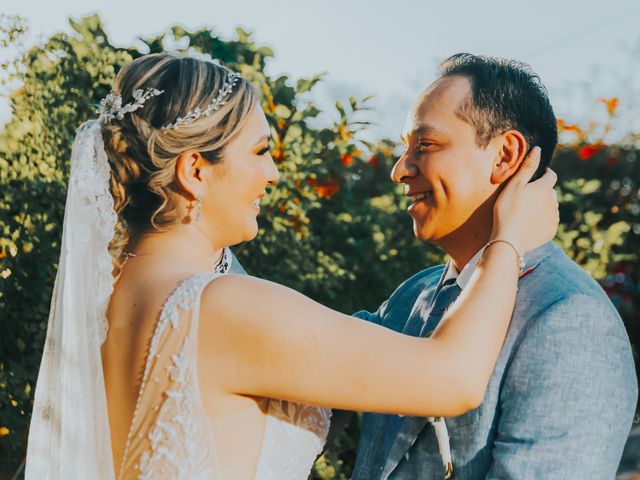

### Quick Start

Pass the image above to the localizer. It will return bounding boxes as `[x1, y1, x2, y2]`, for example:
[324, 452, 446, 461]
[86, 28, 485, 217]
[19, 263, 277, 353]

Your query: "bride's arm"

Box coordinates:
[201, 149, 558, 417]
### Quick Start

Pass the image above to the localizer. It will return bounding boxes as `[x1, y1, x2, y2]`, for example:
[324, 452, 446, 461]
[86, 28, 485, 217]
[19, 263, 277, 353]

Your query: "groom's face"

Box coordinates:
[392, 76, 501, 243]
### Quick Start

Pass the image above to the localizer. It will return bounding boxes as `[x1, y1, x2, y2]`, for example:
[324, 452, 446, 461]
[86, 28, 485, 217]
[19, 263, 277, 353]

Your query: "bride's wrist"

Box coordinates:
[482, 239, 523, 275]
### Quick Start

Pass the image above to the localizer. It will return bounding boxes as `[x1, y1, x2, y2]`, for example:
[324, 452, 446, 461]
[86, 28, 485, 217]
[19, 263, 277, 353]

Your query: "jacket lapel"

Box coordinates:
[381, 415, 431, 478]
[383, 268, 450, 477]
[401, 265, 449, 336]
[402, 288, 438, 336]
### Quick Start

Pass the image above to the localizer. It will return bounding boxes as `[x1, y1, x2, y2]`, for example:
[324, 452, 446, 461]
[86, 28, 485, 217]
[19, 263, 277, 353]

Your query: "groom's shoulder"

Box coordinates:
[510, 244, 636, 401]
[517, 243, 624, 337]
[522, 243, 615, 310]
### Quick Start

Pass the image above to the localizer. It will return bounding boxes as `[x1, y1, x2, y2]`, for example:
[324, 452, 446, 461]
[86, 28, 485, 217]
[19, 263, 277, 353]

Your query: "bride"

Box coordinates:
[25, 53, 558, 479]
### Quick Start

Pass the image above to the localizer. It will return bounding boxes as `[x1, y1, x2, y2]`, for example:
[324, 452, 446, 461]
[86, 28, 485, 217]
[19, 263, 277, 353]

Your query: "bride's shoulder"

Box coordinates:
[200, 273, 290, 312]
[200, 273, 263, 312]
[198, 274, 292, 336]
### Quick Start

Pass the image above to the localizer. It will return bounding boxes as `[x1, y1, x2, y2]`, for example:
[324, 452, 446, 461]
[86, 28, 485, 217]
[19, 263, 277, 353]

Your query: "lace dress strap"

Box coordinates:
[117, 271, 224, 479]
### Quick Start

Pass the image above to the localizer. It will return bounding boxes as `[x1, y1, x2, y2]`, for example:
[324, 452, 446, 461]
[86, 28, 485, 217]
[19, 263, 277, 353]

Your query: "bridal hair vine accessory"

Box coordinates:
[162, 70, 241, 130]
[97, 87, 164, 122]
[95, 69, 241, 129]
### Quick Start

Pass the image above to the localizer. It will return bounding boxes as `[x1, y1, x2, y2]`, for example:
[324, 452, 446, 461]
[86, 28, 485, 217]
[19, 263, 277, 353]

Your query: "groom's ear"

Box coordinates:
[490, 130, 528, 185]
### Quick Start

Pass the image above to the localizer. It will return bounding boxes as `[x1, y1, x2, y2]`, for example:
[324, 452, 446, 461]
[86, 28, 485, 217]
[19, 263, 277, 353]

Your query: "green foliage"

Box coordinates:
[0, 14, 637, 479]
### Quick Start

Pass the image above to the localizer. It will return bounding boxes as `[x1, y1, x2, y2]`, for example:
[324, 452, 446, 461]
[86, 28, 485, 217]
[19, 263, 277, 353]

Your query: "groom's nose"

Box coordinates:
[391, 149, 418, 184]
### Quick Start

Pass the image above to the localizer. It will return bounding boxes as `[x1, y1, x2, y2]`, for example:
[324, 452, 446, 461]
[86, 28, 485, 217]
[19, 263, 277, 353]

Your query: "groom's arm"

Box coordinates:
[486, 295, 637, 479]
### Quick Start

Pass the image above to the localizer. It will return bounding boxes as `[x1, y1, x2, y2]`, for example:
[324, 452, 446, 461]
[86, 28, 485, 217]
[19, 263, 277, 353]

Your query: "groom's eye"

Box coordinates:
[416, 141, 434, 152]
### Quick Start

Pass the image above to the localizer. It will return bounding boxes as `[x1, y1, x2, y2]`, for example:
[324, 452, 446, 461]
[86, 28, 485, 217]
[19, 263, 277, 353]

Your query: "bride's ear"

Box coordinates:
[490, 130, 528, 184]
[175, 150, 206, 200]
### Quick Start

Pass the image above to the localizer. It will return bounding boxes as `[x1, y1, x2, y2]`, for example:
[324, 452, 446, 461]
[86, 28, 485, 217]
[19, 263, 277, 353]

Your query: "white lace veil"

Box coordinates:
[25, 120, 117, 479]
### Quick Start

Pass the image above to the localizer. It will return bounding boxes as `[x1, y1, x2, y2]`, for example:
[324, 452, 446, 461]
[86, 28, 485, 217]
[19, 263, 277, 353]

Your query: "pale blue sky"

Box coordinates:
[2, 0, 639, 140]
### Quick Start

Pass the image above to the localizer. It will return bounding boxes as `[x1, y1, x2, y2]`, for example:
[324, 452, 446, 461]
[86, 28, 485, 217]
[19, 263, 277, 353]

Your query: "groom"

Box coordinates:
[351, 54, 637, 479]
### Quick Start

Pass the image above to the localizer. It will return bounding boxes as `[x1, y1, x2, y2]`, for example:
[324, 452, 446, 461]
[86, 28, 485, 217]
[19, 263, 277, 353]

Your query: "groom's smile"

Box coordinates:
[392, 75, 501, 248]
[407, 188, 434, 207]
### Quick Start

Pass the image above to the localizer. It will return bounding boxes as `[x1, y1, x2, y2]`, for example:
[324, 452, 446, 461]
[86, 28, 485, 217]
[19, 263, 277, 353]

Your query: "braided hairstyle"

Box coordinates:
[100, 53, 259, 275]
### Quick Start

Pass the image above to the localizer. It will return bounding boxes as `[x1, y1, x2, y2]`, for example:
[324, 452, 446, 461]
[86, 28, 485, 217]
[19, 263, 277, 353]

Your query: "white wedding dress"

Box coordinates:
[117, 270, 332, 479]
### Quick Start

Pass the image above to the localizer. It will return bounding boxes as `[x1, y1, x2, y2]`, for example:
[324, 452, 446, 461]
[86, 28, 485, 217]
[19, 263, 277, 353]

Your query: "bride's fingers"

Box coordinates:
[536, 168, 560, 222]
[534, 167, 558, 190]
[530, 169, 559, 210]
[509, 146, 541, 188]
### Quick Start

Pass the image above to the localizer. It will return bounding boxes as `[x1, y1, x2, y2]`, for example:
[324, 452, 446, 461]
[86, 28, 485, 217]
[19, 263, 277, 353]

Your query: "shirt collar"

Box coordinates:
[443, 247, 485, 291]
[443, 240, 557, 291]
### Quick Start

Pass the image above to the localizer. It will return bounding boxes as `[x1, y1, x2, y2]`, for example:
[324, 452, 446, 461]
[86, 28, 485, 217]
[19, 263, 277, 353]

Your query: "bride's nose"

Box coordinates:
[266, 155, 280, 185]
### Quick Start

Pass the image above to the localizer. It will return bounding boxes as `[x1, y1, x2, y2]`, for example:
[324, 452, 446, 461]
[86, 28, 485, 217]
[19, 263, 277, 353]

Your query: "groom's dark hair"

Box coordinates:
[439, 53, 558, 181]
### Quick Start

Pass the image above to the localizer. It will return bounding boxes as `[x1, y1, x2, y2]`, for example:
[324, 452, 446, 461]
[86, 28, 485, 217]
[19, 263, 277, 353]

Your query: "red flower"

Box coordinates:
[341, 153, 353, 167]
[368, 155, 380, 168]
[578, 144, 605, 160]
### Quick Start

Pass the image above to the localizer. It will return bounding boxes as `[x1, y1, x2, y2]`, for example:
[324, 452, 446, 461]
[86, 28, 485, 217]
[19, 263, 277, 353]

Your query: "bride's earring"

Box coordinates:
[195, 194, 203, 222]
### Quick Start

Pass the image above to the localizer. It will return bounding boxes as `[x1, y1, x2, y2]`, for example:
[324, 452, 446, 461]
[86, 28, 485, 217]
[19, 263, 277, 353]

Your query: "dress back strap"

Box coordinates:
[117, 271, 224, 479]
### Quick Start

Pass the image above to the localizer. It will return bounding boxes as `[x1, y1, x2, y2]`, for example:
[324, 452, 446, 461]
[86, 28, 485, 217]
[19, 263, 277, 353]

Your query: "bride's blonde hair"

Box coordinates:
[100, 53, 258, 274]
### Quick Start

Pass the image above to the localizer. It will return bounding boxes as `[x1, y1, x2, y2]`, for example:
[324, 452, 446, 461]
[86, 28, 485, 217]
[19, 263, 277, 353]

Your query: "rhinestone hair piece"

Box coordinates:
[162, 70, 241, 130]
[97, 87, 164, 123]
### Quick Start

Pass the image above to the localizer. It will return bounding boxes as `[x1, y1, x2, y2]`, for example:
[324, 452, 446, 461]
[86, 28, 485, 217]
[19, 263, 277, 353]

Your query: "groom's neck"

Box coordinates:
[437, 212, 493, 272]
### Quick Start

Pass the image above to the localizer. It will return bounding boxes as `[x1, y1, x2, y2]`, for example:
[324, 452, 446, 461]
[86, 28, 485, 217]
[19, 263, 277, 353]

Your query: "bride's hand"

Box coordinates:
[490, 146, 560, 254]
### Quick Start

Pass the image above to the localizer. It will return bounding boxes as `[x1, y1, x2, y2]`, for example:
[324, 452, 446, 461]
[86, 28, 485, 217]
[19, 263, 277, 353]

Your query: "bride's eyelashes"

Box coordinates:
[256, 146, 270, 156]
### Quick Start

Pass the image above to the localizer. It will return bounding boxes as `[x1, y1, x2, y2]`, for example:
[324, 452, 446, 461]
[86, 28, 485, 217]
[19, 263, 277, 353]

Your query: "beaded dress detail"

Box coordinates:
[117, 250, 331, 479]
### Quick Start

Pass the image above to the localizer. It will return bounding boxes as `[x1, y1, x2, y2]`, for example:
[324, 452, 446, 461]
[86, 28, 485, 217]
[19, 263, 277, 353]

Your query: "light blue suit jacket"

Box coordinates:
[352, 242, 637, 479]
[229, 251, 247, 275]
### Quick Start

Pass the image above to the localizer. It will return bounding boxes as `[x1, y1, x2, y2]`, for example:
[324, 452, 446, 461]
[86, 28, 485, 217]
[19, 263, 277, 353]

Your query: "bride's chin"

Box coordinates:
[242, 222, 259, 242]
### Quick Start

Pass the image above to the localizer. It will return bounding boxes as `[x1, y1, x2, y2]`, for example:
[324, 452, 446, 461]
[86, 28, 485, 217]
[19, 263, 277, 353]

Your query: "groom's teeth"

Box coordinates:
[410, 192, 432, 202]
